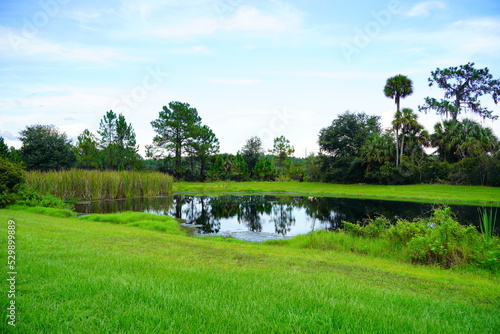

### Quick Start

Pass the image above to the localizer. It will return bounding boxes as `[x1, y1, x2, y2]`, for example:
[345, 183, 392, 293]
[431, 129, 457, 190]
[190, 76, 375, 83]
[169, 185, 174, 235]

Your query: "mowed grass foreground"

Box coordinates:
[1, 209, 499, 333]
[26, 170, 174, 200]
[175, 181, 500, 205]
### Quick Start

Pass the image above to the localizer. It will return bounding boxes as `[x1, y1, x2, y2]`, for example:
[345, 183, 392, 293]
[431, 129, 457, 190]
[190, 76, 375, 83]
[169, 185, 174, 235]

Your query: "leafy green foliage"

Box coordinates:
[319, 111, 381, 157]
[98, 111, 140, 170]
[253, 156, 277, 181]
[74, 129, 101, 169]
[269, 135, 295, 167]
[19, 124, 76, 171]
[241, 136, 264, 177]
[0, 157, 26, 207]
[151, 101, 202, 176]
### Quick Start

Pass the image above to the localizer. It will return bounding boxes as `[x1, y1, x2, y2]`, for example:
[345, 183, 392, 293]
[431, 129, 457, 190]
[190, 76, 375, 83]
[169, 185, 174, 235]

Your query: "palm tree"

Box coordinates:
[384, 74, 414, 113]
[385, 75, 414, 166]
[431, 119, 498, 162]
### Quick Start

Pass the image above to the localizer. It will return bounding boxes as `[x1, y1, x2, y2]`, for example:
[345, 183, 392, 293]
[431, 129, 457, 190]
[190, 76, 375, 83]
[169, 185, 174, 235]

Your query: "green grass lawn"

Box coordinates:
[174, 182, 500, 205]
[1, 208, 499, 333]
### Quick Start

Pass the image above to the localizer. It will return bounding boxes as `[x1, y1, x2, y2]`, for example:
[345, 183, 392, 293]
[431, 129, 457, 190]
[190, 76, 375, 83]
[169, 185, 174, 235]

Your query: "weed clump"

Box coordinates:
[280, 206, 500, 271]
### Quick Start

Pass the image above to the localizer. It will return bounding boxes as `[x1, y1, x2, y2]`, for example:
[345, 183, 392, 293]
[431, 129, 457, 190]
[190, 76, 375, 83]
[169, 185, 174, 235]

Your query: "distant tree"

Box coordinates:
[187, 125, 220, 180]
[319, 111, 381, 157]
[232, 153, 249, 181]
[19, 124, 76, 171]
[74, 129, 101, 169]
[419, 62, 500, 121]
[253, 156, 276, 181]
[98, 110, 138, 170]
[270, 136, 295, 167]
[0, 137, 9, 159]
[241, 136, 264, 178]
[151, 102, 202, 177]
[208, 154, 234, 181]
[384, 74, 414, 113]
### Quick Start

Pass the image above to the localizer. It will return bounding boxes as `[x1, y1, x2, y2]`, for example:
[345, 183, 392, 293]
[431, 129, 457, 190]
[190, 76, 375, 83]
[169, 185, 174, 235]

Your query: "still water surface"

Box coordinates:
[75, 195, 487, 241]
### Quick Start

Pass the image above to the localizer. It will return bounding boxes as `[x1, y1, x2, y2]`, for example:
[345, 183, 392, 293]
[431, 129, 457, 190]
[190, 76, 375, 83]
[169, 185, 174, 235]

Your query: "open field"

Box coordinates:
[174, 182, 500, 205]
[1, 208, 499, 333]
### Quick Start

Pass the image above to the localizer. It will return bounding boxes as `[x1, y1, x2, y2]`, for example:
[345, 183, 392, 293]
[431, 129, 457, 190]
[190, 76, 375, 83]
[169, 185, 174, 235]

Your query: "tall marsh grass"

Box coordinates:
[26, 169, 174, 200]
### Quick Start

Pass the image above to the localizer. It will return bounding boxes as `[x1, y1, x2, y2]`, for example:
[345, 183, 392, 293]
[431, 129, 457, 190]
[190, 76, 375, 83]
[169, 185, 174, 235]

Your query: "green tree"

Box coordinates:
[253, 156, 276, 181]
[187, 125, 220, 180]
[241, 136, 264, 178]
[208, 154, 234, 180]
[74, 129, 101, 169]
[0, 137, 9, 159]
[385, 75, 414, 166]
[319, 111, 381, 157]
[392, 108, 427, 166]
[151, 102, 202, 177]
[0, 157, 25, 207]
[431, 119, 498, 163]
[98, 111, 138, 170]
[270, 135, 295, 167]
[419, 62, 500, 120]
[19, 124, 76, 171]
[232, 153, 249, 181]
[384, 74, 414, 114]
[361, 132, 395, 167]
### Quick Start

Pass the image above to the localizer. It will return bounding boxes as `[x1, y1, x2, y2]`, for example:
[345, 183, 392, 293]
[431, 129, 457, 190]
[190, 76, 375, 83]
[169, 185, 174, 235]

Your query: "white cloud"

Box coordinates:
[146, 5, 300, 39]
[0, 27, 148, 64]
[405, 1, 446, 17]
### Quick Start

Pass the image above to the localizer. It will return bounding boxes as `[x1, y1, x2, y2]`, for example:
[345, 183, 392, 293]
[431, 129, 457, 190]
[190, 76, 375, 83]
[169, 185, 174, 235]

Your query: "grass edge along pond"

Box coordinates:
[1, 207, 499, 333]
[174, 181, 500, 205]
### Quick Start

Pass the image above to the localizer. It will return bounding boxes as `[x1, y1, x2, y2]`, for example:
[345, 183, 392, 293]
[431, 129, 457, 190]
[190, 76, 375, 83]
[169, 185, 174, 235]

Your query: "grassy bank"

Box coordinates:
[26, 169, 174, 200]
[1, 208, 499, 333]
[174, 181, 500, 205]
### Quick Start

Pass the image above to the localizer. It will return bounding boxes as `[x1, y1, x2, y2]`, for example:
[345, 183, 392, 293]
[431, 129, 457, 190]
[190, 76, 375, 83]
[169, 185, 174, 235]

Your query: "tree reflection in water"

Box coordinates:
[75, 195, 486, 237]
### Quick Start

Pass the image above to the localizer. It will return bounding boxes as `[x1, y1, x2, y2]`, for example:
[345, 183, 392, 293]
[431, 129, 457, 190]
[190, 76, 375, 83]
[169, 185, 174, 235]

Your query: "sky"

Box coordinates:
[1, 0, 500, 158]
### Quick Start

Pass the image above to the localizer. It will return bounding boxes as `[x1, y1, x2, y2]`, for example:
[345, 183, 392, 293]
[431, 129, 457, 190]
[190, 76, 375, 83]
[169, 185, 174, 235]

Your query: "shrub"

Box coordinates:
[343, 216, 390, 238]
[0, 157, 26, 207]
[405, 207, 480, 267]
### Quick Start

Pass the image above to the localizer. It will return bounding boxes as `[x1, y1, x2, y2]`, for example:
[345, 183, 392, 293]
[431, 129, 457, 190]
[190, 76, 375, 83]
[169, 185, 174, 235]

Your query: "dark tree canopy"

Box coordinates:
[19, 124, 76, 171]
[241, 136, 264, 177]
[319, 111, 381, 157]
[419, 62, 500, 120]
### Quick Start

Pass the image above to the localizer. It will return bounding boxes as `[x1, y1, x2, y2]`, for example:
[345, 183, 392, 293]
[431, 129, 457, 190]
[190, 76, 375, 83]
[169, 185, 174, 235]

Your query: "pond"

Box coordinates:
[74, 194, 490, 242]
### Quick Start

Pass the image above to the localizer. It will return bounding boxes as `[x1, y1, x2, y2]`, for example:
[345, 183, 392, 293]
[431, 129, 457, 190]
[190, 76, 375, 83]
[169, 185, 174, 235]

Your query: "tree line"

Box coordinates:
[1, 62, 499, 186]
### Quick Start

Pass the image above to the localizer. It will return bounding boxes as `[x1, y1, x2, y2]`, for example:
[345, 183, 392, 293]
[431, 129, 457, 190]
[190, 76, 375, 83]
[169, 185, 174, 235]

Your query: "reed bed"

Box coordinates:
[26, 169, 174, 200]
